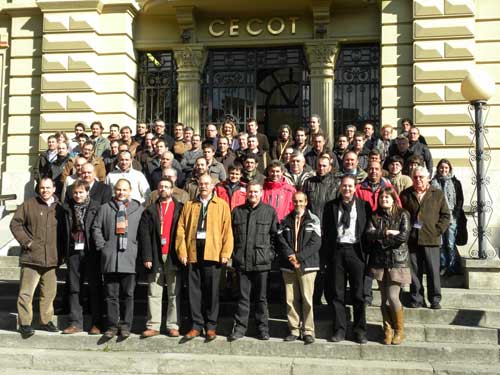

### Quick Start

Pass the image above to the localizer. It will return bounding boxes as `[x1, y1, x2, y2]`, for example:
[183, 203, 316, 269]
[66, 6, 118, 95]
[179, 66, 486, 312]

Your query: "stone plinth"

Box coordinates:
[462, 258, 500, 289]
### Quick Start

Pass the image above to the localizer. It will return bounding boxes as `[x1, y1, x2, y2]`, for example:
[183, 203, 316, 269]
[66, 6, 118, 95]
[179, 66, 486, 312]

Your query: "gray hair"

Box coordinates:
[411, 166, 429, 178]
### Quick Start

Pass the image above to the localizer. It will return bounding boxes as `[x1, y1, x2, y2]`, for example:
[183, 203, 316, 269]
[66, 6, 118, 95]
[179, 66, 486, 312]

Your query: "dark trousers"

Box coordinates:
[331, 244, 366, 335]
[103, 273, 135, 330]
[409, 245, 441, 305]
[67, 251, 103, 328]
[233, 270, 269, 335]
[188, 262, 222, 331]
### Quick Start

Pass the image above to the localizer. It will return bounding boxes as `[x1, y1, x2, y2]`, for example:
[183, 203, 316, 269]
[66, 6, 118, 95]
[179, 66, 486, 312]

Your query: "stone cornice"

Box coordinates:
[37, 0, 104, 13]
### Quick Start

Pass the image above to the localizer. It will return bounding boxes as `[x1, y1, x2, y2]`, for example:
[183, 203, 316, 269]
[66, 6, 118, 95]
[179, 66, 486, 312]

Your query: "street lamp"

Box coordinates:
[461, 69, 496, 259]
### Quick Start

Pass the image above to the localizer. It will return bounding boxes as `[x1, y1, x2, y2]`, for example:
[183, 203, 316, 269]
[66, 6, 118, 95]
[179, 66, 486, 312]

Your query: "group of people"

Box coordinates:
[10, 115, 463, 347]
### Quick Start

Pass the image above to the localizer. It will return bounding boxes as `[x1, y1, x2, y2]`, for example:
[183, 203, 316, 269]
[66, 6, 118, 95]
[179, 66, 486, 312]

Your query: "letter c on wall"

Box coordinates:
[246, 18, 263, 36]
[209, 19, 225, 37]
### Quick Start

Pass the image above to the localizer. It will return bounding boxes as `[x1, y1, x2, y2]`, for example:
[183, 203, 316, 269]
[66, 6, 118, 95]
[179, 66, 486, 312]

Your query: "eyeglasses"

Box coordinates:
[413, 175, 425, 179]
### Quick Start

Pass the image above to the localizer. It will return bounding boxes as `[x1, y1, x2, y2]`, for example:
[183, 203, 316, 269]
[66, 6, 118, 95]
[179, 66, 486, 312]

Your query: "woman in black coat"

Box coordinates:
[366, 186, 411, 346]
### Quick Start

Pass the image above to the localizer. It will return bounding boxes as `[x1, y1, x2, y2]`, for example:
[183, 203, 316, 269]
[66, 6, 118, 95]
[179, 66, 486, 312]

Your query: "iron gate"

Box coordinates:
[334, 44, 380, 136]
[201, 47, 310, 137]
[137, 51, 178, 129]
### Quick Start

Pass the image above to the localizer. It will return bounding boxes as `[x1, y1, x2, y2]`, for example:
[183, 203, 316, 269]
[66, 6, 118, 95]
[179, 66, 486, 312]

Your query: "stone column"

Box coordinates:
[305, 41, 337, 145]
[173, 45, 206, 134]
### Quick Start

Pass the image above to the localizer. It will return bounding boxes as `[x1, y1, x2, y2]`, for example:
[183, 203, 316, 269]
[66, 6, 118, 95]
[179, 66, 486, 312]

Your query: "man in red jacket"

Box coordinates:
[215, 164, 247, 211]
[355, 161, 401, 211]
[262, 160, 296, 222]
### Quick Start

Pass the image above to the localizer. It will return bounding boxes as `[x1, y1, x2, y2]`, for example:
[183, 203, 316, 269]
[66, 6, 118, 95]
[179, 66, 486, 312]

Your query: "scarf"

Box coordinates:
[72, 196, 90, 232]
[431, 174, 457, 220]
[340, 199, 354, 233]
[115, 199, 129, 251]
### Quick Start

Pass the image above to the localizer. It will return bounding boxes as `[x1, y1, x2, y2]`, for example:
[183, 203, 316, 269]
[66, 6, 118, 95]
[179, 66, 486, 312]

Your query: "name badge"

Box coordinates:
[74, 242, 85, 251]
[413, 220, 423, 230]
[161, 238, 167, 245]
[197, 231, 207, 240]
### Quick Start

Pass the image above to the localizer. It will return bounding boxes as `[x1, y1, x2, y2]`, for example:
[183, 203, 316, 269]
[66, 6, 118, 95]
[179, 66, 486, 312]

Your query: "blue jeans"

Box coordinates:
[440, 221, 459, 273]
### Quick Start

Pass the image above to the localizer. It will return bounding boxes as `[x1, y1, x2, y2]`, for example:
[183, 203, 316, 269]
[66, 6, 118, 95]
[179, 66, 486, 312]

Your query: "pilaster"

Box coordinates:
[38, 0, 139, 136]
[305, 40, 337, 145]
[173, 45, 206, 133]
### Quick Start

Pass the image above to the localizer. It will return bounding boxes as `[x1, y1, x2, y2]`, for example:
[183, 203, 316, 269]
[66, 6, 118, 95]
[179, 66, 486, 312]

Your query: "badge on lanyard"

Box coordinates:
[74, 241, 85, 251]
[161, 238, 167, 245]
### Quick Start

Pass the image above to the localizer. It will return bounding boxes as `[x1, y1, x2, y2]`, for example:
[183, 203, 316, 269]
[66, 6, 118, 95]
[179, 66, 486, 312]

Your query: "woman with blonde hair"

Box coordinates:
[219, 120, 239, 150]
[366, 186, 411, 345]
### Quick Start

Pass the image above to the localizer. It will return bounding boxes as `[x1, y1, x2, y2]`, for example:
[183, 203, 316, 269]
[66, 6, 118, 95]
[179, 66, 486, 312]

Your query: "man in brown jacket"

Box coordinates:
[176, 174, 233, 341]
[400, 166, 450, 310]
[10, 177, 66, 337]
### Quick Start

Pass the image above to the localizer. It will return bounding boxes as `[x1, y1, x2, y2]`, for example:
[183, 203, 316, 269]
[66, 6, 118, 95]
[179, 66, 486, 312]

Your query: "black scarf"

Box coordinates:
[340, 198, 354, 232]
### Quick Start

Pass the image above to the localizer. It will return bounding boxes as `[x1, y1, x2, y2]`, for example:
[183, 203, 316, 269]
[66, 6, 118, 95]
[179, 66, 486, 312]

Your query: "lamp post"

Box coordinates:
[461, 69, 496, 259]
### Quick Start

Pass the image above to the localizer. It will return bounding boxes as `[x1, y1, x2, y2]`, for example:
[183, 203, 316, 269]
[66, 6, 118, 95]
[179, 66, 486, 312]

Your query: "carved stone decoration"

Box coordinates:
[305, 41, 337, 69]
[173, 46, 206, 72]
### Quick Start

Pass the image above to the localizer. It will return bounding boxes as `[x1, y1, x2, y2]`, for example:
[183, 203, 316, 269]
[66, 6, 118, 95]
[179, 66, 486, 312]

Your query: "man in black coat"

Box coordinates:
[64, 163, 112, 205]
[322, 174, 372, 344]
[61, 180, 103, 335]
[139, 177, 184, 338]
[228, 181, 278, 341]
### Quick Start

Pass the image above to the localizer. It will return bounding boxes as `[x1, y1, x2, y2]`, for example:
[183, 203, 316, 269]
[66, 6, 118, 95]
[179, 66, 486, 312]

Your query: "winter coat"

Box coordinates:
[355, 177, 401, 211]
[400, 186, 450, 247]
[10, 196, 66, 268]
[262, 178, 296, 222]
[303, 172, 340, 222]
[365, 208, 411, 268]
[321, 197, 372, 264]
[139, 197, 183, 272]
[215, 181, 247, 210]
[231, 202, 278, 272]
[277, 209, 321, 272]
[92, 199, 144, 274]
[61, 199, 101, 256]
[175, 195, 233, 263]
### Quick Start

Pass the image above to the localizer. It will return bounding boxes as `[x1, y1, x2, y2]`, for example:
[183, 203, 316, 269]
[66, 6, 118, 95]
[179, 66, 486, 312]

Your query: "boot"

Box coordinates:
[381, 305, 393, 345]
[392, 308, 405, 345]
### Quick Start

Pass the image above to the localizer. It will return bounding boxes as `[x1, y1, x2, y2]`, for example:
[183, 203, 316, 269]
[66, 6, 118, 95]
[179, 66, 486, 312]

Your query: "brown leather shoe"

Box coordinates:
[205, 329, 217, 341]
[142, 329, 160, 338]
[167, 329, 180, 337]
[88, 325, 101, 335]
[62, 325, 83, 334]
[184, 329, 201, 340]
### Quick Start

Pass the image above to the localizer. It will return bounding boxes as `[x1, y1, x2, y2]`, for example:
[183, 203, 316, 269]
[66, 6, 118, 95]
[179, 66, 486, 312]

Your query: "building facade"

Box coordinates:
[0, 0, 499, 250]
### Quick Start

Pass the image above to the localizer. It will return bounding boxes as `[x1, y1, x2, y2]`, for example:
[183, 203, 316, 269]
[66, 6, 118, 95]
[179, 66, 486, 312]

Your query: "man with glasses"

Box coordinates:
[400, 166, 450, 310]
[153, 119, 174, 150]
[408, 127, 433, 175]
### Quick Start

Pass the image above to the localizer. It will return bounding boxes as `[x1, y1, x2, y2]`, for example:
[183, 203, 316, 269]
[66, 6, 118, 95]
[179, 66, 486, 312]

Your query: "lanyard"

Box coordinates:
[159, 200, 172, 236]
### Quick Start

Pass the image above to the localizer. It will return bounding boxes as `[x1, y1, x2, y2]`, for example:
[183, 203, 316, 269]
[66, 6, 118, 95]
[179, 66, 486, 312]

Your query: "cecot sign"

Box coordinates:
[208, 17, 299, 37]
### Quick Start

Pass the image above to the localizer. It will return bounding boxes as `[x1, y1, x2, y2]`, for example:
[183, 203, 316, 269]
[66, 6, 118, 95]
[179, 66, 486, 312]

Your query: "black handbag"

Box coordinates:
[456, 209, 468, 246]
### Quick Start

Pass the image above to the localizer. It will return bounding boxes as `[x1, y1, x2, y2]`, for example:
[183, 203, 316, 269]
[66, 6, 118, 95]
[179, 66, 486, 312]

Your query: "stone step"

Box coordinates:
[0, 331, 497, 365]
[0, 311, 497, 345]
[0, 256, 19, 267]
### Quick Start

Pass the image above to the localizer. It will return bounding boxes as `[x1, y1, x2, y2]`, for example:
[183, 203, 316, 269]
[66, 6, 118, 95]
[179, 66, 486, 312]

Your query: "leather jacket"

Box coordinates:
[365, 208, 411, 268]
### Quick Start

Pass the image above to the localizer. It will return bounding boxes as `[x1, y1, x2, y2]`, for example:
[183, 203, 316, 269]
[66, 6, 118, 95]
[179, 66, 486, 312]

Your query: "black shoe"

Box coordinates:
[354, 332, 368, 344]
[408, 302, 423, 309]
[330, 331, 345, 342]
[303, 335, 315, 345]
[430, 302, 442, 310]
[284, 334, 299, 342]
[39, 322, 59, 332]
[257, 332, 270, 341]
[104, 327, 118, 339]
[228, 331, 244, 342]
[120, 326, 131, 338]
[18, 325, 34, 338]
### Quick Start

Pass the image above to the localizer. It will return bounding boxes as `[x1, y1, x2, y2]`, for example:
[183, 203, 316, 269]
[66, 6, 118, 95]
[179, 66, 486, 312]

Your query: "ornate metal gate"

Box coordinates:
[137, 51, 178, 129]
[333, 44, 380, 136]
[201, 47, 310, 137]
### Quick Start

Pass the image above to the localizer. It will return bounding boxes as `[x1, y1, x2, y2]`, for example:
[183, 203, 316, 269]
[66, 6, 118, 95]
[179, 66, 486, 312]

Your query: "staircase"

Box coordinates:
[0, 254, 498, 375]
